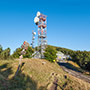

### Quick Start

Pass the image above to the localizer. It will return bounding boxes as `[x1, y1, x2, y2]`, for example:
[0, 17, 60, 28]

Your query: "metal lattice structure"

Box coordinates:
[34, 12, 47, 58]
[21, 41, 30, 55]
[31, 30, 36, 48]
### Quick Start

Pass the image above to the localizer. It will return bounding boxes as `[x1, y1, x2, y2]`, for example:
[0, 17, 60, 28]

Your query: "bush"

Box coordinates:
[44, 46, 57, 62]
[23, 47, 34, 58]
[12, 46, 34, 58]
[54, 45, 90, 71]
[0, 45, 3, 54]
[71, 51, 90, 71]
[12, 48, 23, 58]
[0, 47, 11, 60]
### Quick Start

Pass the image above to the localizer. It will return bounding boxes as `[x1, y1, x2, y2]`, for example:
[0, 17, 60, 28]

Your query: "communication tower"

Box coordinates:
[34, 11, 47, 58]
[31, 30, 36, 48]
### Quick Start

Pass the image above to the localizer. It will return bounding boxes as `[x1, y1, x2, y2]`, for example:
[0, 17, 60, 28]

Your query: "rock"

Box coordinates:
[42, 62, 46, 65]
[64, 75, 67, 79]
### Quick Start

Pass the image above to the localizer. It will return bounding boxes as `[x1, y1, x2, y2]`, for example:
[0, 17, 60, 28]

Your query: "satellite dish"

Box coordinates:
[23, 49, 25, 51]
[32, 37, 35, 40]
[34, 32, 36, 35]
[44, 43, 47, 45]
[37, 11, 41, 17]
[32, 32, 36, 35]
[34, 17, 39, 25]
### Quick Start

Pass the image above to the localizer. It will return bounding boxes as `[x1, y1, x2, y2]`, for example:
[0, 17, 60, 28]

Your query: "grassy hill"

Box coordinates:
[0, 59, 90, 90]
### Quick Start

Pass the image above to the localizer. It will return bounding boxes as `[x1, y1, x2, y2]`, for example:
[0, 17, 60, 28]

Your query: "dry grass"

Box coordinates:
[0, 59, 90, 90]
[67, 61, 80, 68]
[67, 60, 90, 75]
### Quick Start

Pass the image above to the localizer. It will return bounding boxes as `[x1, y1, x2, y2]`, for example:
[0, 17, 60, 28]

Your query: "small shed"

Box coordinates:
[56, 51, 66, 60]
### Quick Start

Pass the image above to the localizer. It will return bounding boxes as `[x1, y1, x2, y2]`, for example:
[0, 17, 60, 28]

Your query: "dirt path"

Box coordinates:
[58, 61, 90, 83]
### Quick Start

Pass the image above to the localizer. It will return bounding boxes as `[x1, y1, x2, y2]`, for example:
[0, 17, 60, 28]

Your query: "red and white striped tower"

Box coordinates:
[34, 12, 47, 58]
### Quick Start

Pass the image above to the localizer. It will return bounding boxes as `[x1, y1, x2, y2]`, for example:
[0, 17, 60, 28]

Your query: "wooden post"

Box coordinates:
[19, 55, 23, 65]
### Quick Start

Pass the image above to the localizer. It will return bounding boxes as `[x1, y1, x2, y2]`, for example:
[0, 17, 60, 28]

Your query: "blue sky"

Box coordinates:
[0, 0, 90, 54]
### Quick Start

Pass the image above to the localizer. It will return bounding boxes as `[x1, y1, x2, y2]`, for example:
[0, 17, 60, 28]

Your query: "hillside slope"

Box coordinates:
[0, 59, 90, 90]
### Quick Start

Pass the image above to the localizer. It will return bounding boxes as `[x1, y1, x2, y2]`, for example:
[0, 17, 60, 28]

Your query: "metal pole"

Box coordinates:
[41, 30, 43, 58]
[41, 20, 43, 58]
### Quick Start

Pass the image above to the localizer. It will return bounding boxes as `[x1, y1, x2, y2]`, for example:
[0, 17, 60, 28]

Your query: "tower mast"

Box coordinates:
[34, 12, 47, 58]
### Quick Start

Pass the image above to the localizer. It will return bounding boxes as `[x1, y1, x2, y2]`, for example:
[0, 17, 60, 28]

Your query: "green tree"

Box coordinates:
[12, 46, 34, 58]
[0, 48, 10, 60]
[12, 48, 23, 58]
[0, 45, 3, 54]
[23, 46, 34, 58]
[54, 45, 90, 71]
[44, 46, 57, 62]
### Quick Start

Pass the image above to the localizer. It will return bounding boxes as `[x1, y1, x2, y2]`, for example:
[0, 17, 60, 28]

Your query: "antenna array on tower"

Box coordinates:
[34, 11, 47, 58]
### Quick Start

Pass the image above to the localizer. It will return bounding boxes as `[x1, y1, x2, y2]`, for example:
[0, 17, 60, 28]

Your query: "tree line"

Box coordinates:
[12, 47, 34, 58]
[0, 45, 11, 60]
[0, 45, 34, 60]
[55, 46, 90, 71]
[0, 44, 90, 71]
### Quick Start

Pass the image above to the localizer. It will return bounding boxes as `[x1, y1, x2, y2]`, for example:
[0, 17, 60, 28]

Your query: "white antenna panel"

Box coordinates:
[37, 11, 41, 17]
[34, 17, 39, 23]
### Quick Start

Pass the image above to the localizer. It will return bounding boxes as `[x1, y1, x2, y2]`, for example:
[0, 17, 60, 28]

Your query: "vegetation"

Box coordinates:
[0, 45, 11, 60]
[12, 46, 34, 58]
[55, 46, 90, 71]
[0, 44, 34, 60]
[0, 59, 90, 90]
[1, 44, 90, 72]
[23, 46, 34, 58]
[12, 48, 23, 58]
[44, 46, 57, 62]
[0, 44, 90, 89]
[70, 51, 90, 71]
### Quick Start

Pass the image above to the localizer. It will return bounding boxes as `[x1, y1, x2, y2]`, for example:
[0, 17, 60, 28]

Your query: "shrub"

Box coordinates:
[71, 51, 90, 70]
[12, 48, 23, 58]
[12, 46, 34, 58]
[0, 45, 3, 54]
[55, 45, 90, 71]
[44, 46, 57, 62]
[0, 48, 11, 60]
[23, 46, 34, 58]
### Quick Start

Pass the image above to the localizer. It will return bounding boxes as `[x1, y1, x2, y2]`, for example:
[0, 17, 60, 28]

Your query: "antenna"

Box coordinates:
[34, 17, 39, 25]
[31, 30, 36, 48]
[34, 11, 47, 58]
[37, 11, 41, 17]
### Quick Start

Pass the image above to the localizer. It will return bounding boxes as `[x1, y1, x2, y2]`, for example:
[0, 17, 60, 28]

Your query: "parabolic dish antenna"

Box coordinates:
[32, 31, 36, 35]
[33, 32, 36, 35]
[37, 11, 41, 17]
[32, 37, 35, 40]
[34, 17, 39, 24]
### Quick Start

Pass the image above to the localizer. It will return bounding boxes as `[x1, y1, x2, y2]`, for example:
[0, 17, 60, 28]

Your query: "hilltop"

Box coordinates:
[0, 59, 90, 90]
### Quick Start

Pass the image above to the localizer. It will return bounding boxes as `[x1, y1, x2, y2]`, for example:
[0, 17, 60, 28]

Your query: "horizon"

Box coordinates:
[0, 0, 90, 54]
